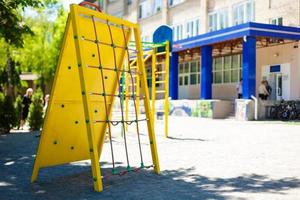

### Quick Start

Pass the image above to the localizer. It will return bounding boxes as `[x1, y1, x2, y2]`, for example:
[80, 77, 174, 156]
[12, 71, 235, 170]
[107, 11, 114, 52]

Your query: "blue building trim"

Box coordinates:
[242, 36, 256, 99]
[201, 45, 213, 99]
[173, 22, 300, 52]
[169, 52, 179, 99]
[153, 25, 173, 52]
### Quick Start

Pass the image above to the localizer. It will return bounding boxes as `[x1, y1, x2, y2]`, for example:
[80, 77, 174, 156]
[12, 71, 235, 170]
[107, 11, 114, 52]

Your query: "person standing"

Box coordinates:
[43, 94, 50, 115]
[258, 80, 269, 100]
[265, 80, 272, 99]
[20, 88, 33, 129]
[236, 79, 242, 99]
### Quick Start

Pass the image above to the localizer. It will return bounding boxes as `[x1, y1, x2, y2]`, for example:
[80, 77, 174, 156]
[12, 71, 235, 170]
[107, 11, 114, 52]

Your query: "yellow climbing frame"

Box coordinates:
[125, 42, 170, 137]
[31, 4, 160, 192]
[151, 41, 170, 138]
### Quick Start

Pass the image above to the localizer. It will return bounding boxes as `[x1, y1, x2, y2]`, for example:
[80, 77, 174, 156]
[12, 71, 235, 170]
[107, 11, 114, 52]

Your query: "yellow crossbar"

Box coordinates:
[156, 90, 166, 94]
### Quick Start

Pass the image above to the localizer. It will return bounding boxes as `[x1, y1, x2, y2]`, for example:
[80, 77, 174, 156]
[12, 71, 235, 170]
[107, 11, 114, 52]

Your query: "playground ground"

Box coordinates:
[1, 117, 300, 200]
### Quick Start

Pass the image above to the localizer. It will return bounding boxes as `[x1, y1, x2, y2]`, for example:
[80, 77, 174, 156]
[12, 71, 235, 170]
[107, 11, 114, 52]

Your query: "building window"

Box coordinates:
[270, 17, 283, 25]
[233, 0, 255, 25]
[212, 54, 242, 84]
[209, 9, 229, 32]
[139, 1, 151, 19]
[186, 19, 200, 38]
[219, 9, 229, 30]
[178, 60, 200, 86]
[208, 12, 218, 32]
[169, 0, 184, 7]
[154, 0, 162, 12]
[223, 56, 231, 83]
[173, 24, 183, 41]
[173, 18, 200, 41]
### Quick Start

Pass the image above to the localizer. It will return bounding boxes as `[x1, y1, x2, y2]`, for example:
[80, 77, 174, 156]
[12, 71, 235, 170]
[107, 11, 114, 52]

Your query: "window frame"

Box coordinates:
[178, 62, 189, 86]
[208, 12, 218, 32]
[168, 0, 184, 7]
[173, 24, 183, 41]
[270, 17, 283, 26]
[178, 60, 201, 86]
[232, 0, 255, 26]
[208, 9, 229, 32]
[212, 54, 242, 85]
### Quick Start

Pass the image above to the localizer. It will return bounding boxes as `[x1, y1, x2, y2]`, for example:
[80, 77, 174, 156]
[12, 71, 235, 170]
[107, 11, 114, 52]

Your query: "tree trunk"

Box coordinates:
[6, 45, 14, 97]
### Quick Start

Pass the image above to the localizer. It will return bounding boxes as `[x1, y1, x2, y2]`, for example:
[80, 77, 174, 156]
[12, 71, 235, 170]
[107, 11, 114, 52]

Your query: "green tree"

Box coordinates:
[0, 0, 42, 96]
[28, 88, 43, 130]
[0, 93, 18, 133]
[14, 3, 67, 93]
[15, 95, 23, 128]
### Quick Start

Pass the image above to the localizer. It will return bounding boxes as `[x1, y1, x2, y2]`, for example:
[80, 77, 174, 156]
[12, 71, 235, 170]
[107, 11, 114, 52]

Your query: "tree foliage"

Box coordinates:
[14, 3, 67, 91]
[28, 88, 44, 131]
[0, 0, 67, 94]
[0, 0, 42, 47]
[0, 93, 18, 133]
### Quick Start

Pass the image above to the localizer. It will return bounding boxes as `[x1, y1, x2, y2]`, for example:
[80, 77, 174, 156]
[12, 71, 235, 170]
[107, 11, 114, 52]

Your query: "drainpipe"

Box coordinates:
[251, 95, 258, 120]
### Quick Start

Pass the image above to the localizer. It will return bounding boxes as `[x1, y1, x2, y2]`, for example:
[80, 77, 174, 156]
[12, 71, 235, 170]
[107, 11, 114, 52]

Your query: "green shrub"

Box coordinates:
[15, 95, 22, 128]
[0, 94, 18, 134]
[28, 89, 44, 131]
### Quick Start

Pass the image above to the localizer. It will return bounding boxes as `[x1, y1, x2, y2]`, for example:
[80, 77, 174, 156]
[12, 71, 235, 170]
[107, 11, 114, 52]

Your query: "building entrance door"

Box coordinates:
[261, 64, 290, 101]
[275, 73, 282, 101]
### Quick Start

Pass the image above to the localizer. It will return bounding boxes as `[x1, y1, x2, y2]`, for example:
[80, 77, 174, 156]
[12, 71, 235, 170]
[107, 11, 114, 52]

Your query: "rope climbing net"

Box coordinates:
[86, 16, 147, 175]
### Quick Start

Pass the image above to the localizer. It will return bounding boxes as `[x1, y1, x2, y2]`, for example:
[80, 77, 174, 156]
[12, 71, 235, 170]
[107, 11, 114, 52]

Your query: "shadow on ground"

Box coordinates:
[167, 136, 206, 142]
[1, 133, 300, 200]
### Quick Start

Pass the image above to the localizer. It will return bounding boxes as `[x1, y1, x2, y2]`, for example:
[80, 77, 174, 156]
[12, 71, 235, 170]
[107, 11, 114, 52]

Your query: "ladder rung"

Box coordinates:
[155, 81, 166, 84]
[155, 71, 166, 74]
[156, 52, 166, 56]
[156, 90, 165, 94]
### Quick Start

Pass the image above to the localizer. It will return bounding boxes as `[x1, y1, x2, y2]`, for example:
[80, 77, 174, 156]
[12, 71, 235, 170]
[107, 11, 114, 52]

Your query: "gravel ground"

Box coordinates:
[1, 117, 300, 200]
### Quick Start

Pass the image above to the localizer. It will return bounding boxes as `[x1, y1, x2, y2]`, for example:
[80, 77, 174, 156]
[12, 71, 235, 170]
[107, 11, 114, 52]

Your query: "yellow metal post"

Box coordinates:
[136, 62, 140, 118]
[151, 48, 156, 123]
[70, 5, 102, 192]
[164, 41, 170, 138]
[133, 27, 160, 174]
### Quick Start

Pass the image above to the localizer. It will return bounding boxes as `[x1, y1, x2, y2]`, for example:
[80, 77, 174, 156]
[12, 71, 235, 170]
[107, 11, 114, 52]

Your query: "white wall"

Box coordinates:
[256, 42, 300, 100]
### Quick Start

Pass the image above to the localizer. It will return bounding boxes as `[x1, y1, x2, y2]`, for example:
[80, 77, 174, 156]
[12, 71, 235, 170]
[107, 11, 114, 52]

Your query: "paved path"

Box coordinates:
[1, 117, 300, 199]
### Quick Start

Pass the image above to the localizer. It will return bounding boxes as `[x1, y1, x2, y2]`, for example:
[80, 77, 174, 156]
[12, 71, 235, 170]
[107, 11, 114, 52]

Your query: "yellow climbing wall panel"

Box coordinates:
[31, 4, 160, 192]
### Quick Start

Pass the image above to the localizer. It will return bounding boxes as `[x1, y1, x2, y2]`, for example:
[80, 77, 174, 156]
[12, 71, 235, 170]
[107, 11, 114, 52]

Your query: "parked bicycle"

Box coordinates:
[270, 100, 300, 121]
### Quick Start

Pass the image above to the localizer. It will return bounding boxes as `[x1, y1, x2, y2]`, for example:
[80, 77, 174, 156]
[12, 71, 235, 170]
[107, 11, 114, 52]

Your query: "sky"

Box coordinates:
[62, 0, 82, 10]
[24, 0, 82, 20]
